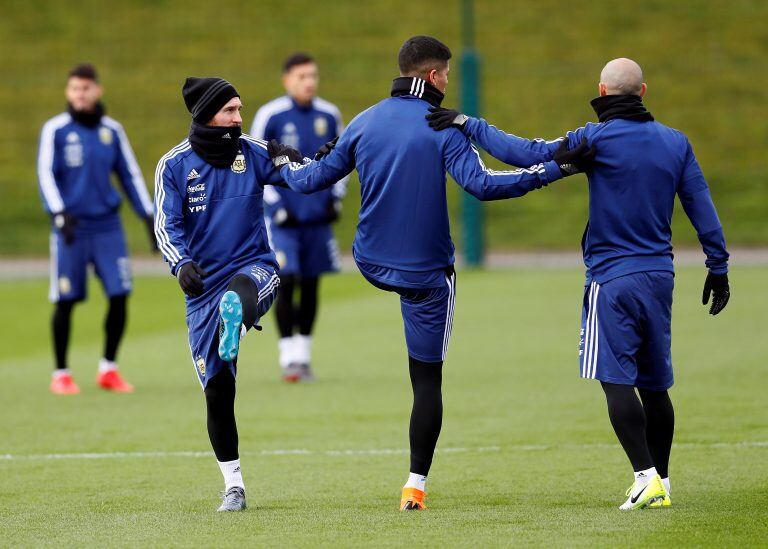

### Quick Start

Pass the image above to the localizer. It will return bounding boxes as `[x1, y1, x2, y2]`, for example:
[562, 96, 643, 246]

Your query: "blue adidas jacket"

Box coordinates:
[37, 113, 154, 231]
[154, 135, 282, 312]
[276, 78, 563, 274]
[461, 115, 729, 283]
[251, 96, 347, 224]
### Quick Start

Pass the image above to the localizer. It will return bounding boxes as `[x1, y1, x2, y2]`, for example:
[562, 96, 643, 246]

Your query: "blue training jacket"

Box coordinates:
[154, 135, 282, 313]
[276, 77, 563, 278]
[461, 114, 729, 283]
[37, 112, 154, 231]
[251, 96, 348, 224]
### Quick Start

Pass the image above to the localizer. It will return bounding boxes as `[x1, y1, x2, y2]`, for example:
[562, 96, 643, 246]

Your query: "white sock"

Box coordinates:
[98, 359, 118, 373]
[404, 472, 427, 492]
[52, 369, 71, 378]
[633, 467, 658, 487]
[218, 459, 244, 490]
[294, 334, 312, 364]
[662, 477, 671, 494]
[278, 337, 294, 368]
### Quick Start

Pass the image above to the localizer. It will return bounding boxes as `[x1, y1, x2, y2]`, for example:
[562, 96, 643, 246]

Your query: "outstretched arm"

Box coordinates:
[269, 136, 355, 195]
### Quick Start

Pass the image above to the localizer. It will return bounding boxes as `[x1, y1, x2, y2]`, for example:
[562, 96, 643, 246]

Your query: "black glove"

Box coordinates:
[273, 208, 299, 227]
[553, 137, 596, 176]
[52, 212, 78, 245]
[267, 139, 303, 168]
[702, 272, 730, 315]
[324, 200, 342, 223]
[426, 107, 469, 131]
[177, 261, 207, 297]
[144, 215, 159, 253]
[314, 137, 339, 160]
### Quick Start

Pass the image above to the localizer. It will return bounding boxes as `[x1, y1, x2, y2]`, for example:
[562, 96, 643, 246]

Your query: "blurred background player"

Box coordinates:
[155, 77, 284, 511]
[250, 53, 347, 382]
[266, 36, 594, 510]
[37, 63, 156, 395]
[429, 58, 730, 510]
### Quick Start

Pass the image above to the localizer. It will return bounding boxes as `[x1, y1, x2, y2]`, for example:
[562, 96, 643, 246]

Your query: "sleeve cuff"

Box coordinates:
[542, 160, 563, 183]
[171, 258, 191, 277]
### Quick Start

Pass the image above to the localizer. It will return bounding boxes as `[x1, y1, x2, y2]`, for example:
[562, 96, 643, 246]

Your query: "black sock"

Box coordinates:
[409, 356, 443, 476]
[52, 300, 75, 370]
[275, 275, 295, 338]
[204, 371, 238, 462]
[601, 382, 654, 472]
[104, 295, 127, 362]
[226, 274, 260, 329]
[638, 388, 674, 478]
[297, 276, 319, 335]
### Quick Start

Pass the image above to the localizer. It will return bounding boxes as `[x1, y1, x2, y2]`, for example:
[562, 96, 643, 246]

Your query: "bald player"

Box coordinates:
[426, 57, 730, 510]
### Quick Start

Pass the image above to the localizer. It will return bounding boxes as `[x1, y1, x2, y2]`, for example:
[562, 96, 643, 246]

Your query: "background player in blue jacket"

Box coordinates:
[266, 36, 594, 510]
[155, 77, 284, 512]
[37, 63, 156, 395]
[426, 57, 730, 510]
[250, 53, 347, 382]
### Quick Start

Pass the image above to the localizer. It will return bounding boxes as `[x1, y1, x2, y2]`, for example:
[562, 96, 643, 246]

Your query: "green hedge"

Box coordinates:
[2, 0, 765, 256]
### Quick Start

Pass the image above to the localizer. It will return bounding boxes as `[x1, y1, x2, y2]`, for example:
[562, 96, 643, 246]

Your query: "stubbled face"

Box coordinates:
[429, 62, 450, 94]
[209, 96, 243, 127]
[65, 77, 102, 112]
[283, 62, 319, 105]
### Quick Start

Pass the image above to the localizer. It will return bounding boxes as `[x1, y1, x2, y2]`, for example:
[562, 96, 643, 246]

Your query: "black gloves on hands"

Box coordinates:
[177, 261, 207, 297]
[267, 139, 303, 168]
[426, 107, 469, 131]
[702, 272, 730, 315]
[144, 215, 159, 253]
[52, 212, 78, 245]
[553, 138, 596, 176]
[315, 137, 339, 160]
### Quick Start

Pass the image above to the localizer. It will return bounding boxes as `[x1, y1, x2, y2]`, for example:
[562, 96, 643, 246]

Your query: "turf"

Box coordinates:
[0, 267, 766, 547]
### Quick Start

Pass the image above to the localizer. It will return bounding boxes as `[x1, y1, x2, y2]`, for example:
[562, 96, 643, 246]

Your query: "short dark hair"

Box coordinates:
[282, 52, 315, 74]
[68, 63, 99, 82]
[398, 36, 452, 75]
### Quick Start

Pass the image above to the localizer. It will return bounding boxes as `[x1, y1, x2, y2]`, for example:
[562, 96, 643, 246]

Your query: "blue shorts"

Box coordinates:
[49, 228, 131, 303]
[186, 263, 279, 389]
[267, 221, 340, 277]
[579, 271, 674, 391]
[360, 264, 456, 363]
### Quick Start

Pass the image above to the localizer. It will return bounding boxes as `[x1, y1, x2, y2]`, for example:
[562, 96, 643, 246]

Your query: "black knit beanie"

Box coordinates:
[182, 77, 239, 123]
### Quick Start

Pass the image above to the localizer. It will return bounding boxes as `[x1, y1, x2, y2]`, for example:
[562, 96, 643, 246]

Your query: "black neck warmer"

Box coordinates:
[590, 94, 654, 123]
[391, 77, 445, 107]
[188, 122, 242, 168]
[68, 102, 105, 128]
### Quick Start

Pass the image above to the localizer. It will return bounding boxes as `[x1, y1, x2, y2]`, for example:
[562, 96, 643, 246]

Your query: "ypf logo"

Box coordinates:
[196, 355, 206, 376]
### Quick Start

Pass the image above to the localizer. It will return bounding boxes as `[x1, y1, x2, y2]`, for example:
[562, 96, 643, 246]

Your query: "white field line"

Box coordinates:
[1, 441, 765, 462]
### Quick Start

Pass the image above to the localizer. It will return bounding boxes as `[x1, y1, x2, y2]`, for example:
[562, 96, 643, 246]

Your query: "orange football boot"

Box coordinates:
[400, 487, 428, 511]
[50, 372, 80, 395]
[97, 370, 134, 393]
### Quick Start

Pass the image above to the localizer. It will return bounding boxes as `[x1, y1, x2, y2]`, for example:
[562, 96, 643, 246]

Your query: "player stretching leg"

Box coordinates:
[38, 63, 156, 395]
[266, 36, 593, 510]
[432, 58, 731, 509]
[250, 52, 347, 382]
[155, 77, 285, 511]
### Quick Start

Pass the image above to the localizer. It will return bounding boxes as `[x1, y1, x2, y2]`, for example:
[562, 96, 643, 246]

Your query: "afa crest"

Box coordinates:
[231, 153, 246, 174]
[314, 116, 328, 137]
[99, 127, 113, 145]
[196, 355, 206, 376]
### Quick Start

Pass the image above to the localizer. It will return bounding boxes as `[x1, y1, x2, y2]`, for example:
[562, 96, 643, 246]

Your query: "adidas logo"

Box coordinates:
[187, 169, 200, 180]
[222, 133, 231, 139]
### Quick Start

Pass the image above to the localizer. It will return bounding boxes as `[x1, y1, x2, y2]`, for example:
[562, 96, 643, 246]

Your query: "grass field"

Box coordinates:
[0, 267, 766, 547]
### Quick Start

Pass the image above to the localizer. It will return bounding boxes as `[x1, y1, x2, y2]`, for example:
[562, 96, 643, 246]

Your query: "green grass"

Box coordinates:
[0, 267, 766, 547]
[2, 0, 767, 255]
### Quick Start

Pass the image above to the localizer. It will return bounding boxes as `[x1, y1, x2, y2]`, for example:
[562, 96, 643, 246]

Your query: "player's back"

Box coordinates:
[349, 95, 454, 272]
[584, 119, 691, 282]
